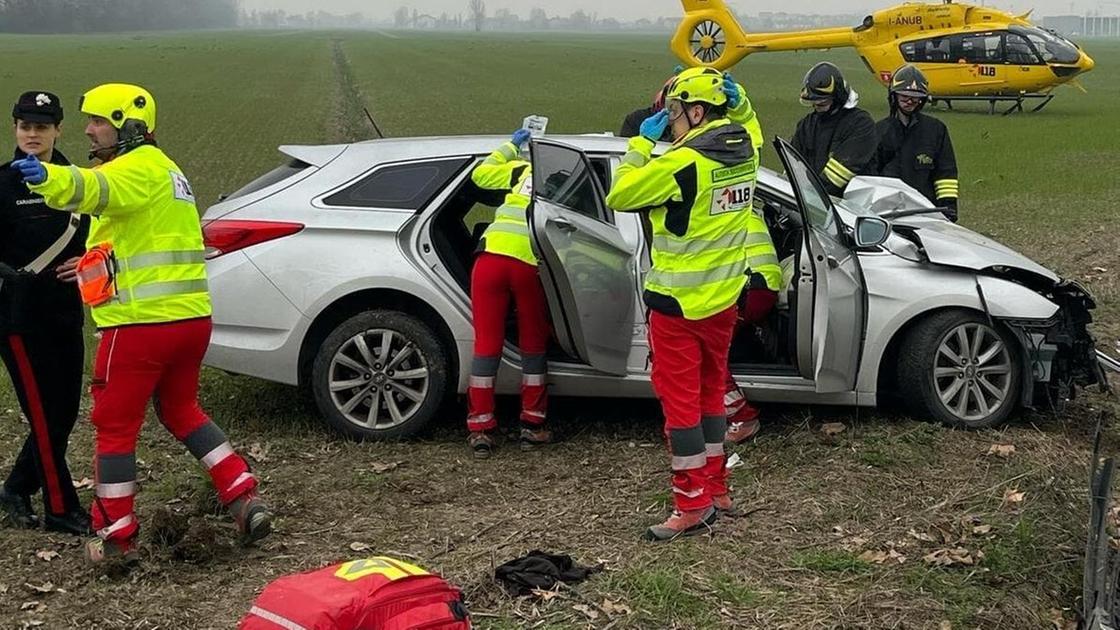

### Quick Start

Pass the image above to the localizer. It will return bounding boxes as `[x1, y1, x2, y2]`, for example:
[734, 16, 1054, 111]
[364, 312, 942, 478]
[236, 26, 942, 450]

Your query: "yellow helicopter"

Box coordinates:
[671, 0, 1095, 112]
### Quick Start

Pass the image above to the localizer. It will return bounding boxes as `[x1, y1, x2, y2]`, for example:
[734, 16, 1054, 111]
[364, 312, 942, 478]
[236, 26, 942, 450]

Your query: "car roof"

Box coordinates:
[279, 135, 792, 195]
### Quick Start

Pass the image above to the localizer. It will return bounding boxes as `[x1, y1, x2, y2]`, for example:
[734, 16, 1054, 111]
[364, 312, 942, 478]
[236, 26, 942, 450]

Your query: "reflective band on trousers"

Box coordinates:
[97, 514, 135, 539]
[201, 442, 235, 469]
[672, 486, 703, 498]
[469, 375, 495, 388]
[706, 442, 725, 456]
[248, 607, 309, 630]
[225, 471, 254, 494]
[467, 413, 494, 427]
[522, 374, 546, 386]
[671, 453, 708, 471]
[646, 259, 746, 289]
[96, 481, 137, 499]
[115, 278, 209, 305]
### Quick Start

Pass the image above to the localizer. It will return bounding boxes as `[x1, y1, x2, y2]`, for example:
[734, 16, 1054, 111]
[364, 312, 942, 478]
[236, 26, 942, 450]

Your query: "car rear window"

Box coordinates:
[322, 157, 471, 211]
[223, 159, 311, 202]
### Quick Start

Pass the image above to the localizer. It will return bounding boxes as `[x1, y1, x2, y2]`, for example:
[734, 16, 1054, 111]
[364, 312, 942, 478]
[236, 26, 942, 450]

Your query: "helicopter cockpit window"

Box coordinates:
[954, 33, 1003, 64]
[1011, 25, 1081, 64]
[900, 36, 952, 63]
[1005, 32, 1042, 65]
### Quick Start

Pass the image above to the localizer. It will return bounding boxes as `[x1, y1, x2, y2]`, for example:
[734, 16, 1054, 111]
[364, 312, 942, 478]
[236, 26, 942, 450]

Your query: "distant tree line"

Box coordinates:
[0, 0, 239, 33]
[390, 4, 682, 32]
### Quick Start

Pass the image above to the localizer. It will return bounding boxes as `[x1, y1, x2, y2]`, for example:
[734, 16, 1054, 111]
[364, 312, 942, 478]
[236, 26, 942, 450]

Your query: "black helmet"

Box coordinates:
[800, 62, 849, 112]
[889, 64, 930, 99]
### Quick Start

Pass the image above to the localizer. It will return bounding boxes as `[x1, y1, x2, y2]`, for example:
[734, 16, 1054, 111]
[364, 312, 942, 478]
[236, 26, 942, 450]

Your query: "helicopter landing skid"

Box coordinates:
[930, 93, 1056, 115]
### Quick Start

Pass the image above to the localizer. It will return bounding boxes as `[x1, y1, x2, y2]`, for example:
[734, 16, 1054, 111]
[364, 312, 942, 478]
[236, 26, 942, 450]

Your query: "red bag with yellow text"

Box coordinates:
[239, 556, 471, 630]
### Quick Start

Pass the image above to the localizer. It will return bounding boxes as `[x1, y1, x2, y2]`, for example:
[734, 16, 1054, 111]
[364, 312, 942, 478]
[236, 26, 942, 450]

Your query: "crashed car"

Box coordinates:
[199, 135, 1108, 439]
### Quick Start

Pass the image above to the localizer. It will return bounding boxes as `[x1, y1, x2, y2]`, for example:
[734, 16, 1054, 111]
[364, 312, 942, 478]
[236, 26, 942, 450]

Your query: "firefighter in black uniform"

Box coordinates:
[0, 91, 91, 535]
[791, 62, 877, 196]
[619, 75, 675, 142]
[874, 64, 960, 222]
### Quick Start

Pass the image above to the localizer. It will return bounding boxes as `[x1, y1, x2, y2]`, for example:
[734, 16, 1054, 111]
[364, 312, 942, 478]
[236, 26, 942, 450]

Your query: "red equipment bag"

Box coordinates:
[239, 556, 471, 630]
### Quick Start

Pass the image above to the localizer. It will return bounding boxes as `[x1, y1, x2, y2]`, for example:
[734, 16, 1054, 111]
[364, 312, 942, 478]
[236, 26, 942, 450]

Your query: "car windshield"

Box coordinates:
[1010, 25, 1081, 64]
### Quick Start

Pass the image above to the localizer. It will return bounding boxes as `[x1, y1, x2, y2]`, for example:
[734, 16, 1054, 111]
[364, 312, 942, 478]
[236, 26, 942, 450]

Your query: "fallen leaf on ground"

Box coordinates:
[1049, 607, 1077, 630]
[820, 422, 846, 436]
[348, 542, 371, 552]
[860, 549, 907, 565]
[24, 582, 53, 594]
[0, 583, 8, 594]
[940, 622, 952, 630]
[572, 603, 599, 620]
[986, 444, 1016, 458]
[1092, 267, 1108, 273]
[530, 588, 560, 602]
[72, 478, 94, 490]
[908, 528, 937, 543]
[923, 547, 978, 567]
[601, 599, 632, 615]
[19, 601, 42, 612]
[34, 550, 59, 562]
[247, 443, 269, 463]
[973, 524, 993, 535]
[1002, 488, 1026, 508]
[369, 461, 403, 474]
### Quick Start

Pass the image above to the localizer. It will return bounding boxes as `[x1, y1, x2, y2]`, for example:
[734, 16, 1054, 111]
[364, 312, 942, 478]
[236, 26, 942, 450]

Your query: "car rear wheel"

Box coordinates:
[311, 310, 448, 440]
[897, 310, 1022, 429]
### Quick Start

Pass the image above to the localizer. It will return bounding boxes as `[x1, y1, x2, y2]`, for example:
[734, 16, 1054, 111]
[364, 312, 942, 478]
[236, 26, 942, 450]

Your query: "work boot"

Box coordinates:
[85, 537, 140, 568]
[726, 419, 761, 444]
[712, 493, 742, 517]
[230, 493, 273, 546]
[0, 487, 37, 529]
[643, 506, 718, 542]
[519, 425, 552, 451]
[468, 431, 495, 459]
[44, 509, 93, 536]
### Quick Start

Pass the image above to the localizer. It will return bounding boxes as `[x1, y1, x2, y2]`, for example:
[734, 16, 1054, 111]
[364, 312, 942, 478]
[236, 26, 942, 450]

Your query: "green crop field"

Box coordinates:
[0, 30, 1118, 629]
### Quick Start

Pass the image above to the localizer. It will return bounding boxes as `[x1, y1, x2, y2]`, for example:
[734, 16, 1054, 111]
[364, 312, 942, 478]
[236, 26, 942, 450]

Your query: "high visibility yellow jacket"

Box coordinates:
[607, 118, 775, 320]
[727, 83, 764, 156]
[30, 144, 211, 328]
[471, 142, 536, 267]
[726, 85, 781, 292]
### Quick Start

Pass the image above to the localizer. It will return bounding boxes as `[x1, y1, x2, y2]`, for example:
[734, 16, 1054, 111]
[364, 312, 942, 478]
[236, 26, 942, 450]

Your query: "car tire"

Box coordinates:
[311, 310, 448, 440]
[897, 310, 1022, 429]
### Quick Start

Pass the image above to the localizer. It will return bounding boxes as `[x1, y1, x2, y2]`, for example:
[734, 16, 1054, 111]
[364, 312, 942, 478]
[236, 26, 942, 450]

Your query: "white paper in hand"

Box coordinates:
[522, 115, 548, 137]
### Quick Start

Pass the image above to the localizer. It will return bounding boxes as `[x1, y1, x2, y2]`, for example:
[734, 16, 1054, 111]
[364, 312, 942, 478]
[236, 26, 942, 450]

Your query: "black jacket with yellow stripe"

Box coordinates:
[790, 106, 877, 196]
[874, 111, 959, 217]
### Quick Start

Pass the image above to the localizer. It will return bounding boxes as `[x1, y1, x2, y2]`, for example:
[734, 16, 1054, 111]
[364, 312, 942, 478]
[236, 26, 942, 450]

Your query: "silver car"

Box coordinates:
[199, 135, 1107, 439]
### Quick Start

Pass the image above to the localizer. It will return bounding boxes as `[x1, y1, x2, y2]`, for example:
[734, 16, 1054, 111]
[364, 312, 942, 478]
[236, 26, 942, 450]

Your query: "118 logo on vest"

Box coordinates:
[710, 182, 753, 215]
[170, 171, 195, 203]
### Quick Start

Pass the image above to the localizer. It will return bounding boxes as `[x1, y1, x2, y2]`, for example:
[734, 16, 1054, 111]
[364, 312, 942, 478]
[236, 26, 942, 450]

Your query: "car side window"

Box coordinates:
[531, 141, 610, 224]
[322, 157, 471, 210]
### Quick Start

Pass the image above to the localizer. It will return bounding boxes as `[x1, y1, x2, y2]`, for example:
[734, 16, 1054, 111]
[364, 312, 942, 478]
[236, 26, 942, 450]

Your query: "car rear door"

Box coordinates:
[527, 139, 637, 376]
[774, 138, 866, 393]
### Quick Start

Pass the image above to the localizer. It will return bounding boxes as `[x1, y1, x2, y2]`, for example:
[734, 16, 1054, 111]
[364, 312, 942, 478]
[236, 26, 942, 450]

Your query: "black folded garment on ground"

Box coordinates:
[494, 550, 604, 595]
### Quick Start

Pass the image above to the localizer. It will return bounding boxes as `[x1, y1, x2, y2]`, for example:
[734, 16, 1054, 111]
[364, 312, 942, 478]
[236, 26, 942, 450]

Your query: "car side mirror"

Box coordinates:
[853, 216, 890, 249]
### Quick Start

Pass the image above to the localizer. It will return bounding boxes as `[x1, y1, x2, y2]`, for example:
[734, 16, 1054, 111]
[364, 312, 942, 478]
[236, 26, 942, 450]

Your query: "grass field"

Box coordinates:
[0, 30, 1118, 629]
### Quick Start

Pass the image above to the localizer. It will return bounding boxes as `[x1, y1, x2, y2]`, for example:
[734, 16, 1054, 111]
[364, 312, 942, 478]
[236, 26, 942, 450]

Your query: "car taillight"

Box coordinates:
[202, 219, 304, 259]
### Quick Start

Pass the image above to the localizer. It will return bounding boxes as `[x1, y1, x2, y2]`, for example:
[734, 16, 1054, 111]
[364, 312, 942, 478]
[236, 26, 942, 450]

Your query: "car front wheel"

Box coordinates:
[311, 310, 448, 440]
[898, 310, 1022, 429]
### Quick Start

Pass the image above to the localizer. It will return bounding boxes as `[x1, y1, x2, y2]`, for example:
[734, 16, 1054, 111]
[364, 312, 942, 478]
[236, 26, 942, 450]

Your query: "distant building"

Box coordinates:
[1043, 14, 1120, 37]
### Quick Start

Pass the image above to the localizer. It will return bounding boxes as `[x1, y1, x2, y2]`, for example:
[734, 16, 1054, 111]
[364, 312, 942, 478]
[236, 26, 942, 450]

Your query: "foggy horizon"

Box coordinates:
[240, 0, 1113, 20]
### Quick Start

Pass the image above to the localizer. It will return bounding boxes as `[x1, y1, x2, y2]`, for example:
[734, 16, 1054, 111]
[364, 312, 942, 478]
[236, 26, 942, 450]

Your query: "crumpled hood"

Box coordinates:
[842, 176, 1060, 283]
[681, 123, 753, 166]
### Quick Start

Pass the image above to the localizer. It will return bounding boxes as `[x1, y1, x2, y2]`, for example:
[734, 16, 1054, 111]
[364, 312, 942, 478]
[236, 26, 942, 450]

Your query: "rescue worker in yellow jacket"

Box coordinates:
[464, 130, 553, 458]
[11, 84, 272, 565]
[606, 67, 758, 541]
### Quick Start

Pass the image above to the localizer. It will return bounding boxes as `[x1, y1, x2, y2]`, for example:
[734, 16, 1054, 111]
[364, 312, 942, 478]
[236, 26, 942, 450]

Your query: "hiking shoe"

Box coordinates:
[519, 426, 552, 451]
[643, 506, 718, 542]
[44, 509, 93, 536]
[728, 401, 761, 424]
[726, 419, 761, 444]
[712, 493, 742, 517]
[230, 494, 273, 545]
[85, 537, 140, 567]
[0, 488, 37, 529]
[469, 431, 495, 459]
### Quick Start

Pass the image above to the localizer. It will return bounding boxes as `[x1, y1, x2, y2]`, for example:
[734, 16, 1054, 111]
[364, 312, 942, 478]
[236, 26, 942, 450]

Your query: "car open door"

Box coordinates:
[526, 138, 637, 376]
[773, 138, 866, 393]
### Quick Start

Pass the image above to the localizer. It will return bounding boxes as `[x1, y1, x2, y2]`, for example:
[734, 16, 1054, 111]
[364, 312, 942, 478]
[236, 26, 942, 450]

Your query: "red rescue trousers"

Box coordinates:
[466, 253, 551, 432]
[649, 306, 738, 513]
[89, 317, 257, 542]
[724, 288, 778, 421]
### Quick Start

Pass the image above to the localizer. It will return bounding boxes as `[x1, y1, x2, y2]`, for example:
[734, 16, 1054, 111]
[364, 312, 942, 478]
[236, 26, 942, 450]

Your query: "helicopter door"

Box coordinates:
[953, 32, 1007, 89]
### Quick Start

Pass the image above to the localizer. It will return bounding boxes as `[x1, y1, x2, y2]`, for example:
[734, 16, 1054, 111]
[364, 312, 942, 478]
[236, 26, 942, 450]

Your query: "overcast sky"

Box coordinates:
[240, 0, 1097, 20]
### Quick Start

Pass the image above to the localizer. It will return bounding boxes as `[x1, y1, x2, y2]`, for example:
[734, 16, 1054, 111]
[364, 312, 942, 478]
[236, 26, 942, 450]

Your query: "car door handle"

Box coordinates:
[552, 218, 577, 233]
[826, 255, 840, 269]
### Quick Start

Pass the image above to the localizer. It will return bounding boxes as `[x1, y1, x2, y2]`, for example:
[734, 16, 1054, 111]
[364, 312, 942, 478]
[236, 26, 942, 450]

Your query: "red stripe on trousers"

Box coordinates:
[6, 335, 64, 514]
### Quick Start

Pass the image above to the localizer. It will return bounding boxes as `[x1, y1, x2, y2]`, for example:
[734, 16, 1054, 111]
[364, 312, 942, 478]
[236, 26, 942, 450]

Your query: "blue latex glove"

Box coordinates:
[722, 72, 742, 109]
[11, 154, 46, 185]
[511, 129, 532, 148]
[639, 109, 670, 142]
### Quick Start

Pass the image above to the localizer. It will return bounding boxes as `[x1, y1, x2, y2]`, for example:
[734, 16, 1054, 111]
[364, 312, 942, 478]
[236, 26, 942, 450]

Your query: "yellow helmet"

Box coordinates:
[79, 83, 156, 133]
[665, 67, 727, 107]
